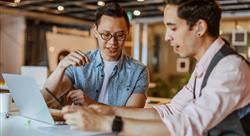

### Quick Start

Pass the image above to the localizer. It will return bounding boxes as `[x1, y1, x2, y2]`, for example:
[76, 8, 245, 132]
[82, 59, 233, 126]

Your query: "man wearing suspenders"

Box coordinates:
[62, 0, 250, 135]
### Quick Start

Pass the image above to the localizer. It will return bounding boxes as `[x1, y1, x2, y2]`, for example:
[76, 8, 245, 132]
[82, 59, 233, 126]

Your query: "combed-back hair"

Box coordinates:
[165, 0, 221, 37]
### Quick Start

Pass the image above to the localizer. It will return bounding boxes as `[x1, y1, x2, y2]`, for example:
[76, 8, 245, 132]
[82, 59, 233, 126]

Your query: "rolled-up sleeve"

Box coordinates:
[64, 66, 75, 84]
[133, 67, 149, 95]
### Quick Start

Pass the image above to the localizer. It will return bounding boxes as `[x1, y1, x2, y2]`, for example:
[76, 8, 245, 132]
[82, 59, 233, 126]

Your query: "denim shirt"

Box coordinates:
[65, 49, 149, 106]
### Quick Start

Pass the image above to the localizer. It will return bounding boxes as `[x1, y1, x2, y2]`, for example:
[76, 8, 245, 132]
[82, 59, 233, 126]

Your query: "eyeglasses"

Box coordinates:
[97, 30, 127, 41]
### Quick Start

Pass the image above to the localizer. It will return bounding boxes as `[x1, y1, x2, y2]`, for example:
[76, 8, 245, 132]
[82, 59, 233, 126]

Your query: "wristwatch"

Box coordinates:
[112, 116, 123, 134]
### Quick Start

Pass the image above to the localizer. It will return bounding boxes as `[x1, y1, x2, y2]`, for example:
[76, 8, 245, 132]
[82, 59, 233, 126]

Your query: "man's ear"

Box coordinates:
[92, 24, 98, 38]
[195, 19, 207, 37]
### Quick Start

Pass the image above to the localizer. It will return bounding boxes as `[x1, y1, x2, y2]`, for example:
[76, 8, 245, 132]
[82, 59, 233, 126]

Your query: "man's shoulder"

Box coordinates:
[214, 54, 248, 73]
[82, 50, 101, 63]
[220, 54, 244, 65]
[122, 55, 147, 69]
[84, 49, 98, 57]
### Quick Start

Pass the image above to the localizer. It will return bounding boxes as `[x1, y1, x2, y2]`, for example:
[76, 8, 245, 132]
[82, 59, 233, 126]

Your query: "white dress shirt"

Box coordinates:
[153, 37, 250, 136]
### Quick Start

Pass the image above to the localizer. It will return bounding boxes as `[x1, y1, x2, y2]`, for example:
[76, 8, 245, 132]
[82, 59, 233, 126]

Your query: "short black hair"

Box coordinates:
[95, 2, 130, 30]
[165, 0, 221, 37]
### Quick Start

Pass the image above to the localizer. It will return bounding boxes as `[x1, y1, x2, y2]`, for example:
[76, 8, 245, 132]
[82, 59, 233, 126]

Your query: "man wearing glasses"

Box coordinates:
[62, 0, 250, 135]
[42, 3, 149, 108]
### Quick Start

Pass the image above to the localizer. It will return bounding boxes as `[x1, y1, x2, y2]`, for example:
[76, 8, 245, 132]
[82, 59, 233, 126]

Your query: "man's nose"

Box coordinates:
[108, 36, 117, 45]
[164, 30, 173, 41]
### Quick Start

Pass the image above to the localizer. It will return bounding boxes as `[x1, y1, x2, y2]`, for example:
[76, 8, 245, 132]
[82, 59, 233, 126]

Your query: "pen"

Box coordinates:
[45, 88, 64, 106]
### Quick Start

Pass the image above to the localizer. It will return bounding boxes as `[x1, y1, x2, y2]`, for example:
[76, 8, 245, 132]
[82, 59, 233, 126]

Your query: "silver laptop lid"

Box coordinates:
[2, 73, 55, 124]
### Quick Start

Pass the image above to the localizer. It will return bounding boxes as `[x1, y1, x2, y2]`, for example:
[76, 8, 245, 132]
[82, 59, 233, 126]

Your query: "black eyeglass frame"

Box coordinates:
[96, 30, 128, 41]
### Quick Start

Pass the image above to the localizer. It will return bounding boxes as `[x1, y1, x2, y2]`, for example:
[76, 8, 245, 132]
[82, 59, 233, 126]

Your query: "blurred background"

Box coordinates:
[0, 0, 250, 99]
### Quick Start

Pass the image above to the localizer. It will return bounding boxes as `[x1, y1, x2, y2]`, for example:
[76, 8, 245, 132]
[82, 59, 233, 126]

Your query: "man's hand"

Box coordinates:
[89, 104, 115, 115]
[58, 50, 90, 69]
[62, 105, 111, 132]
[50, 109, 64, 121]
[66, 89, 96, 106]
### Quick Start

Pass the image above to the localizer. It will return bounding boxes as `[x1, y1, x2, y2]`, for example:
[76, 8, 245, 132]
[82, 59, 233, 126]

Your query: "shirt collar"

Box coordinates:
[116, 53, 124, 71]
[194, 37, 225, 77]
[95, 50, 103, 67]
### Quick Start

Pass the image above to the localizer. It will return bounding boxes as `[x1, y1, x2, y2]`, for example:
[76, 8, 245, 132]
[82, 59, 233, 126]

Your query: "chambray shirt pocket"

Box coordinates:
[115, 83, 134, 106]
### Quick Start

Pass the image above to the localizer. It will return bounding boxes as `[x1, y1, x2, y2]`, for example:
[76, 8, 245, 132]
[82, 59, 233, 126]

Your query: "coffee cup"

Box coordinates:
[0, 93, 11, 116]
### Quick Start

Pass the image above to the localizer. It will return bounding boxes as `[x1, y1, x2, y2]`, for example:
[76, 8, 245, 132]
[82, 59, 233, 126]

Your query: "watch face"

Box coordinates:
[112, 116, 123, 133]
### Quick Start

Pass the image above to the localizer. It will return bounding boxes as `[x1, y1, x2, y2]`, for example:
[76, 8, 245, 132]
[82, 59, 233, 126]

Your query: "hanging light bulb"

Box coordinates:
[133, 10, 141, 16]
[97, 1, 105, 6]
[57, 5, 64, 11]
[14, 0, 21, 3]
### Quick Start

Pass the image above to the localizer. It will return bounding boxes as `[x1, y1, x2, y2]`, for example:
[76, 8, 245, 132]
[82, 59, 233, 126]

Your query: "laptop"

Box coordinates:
[2, 73, 65, 125]
[20, 66, 48, 90]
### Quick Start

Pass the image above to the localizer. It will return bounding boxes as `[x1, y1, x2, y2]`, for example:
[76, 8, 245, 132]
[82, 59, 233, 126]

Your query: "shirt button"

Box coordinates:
[101, 75, 104, 77]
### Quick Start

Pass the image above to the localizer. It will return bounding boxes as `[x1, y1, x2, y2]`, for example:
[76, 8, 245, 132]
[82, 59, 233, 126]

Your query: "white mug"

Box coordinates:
[0, 93, 11, 115]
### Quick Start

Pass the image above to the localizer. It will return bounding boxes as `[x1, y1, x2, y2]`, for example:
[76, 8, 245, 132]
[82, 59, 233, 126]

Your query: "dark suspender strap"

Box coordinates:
[199, 43, 236, 96]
